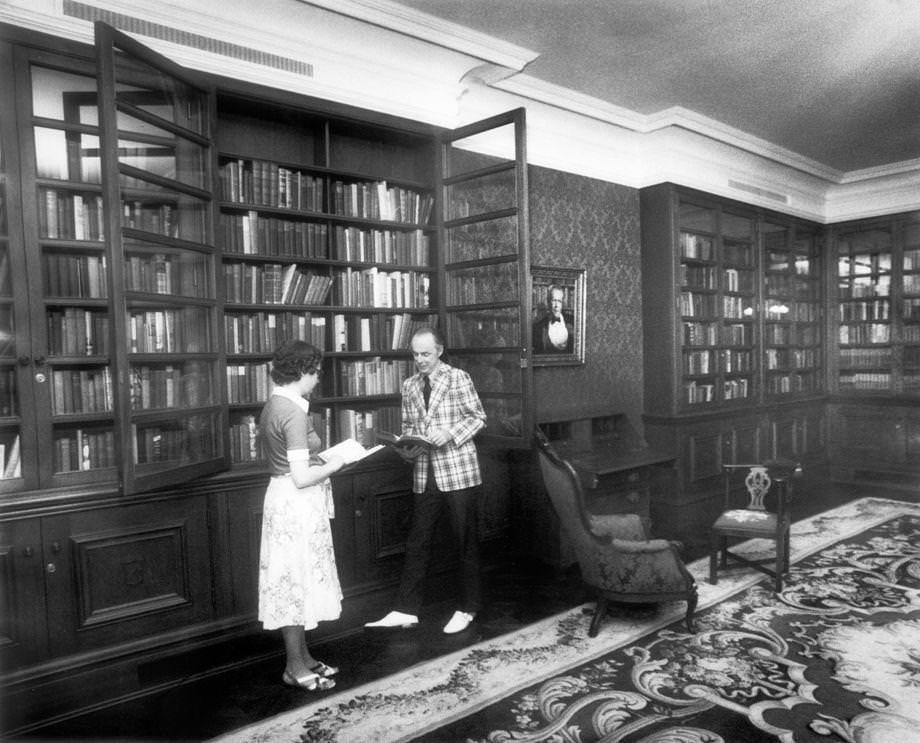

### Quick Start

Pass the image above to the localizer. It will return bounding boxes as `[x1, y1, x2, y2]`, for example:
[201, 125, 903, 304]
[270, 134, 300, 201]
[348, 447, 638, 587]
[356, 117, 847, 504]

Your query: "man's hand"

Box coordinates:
[426, 428, 451, 447]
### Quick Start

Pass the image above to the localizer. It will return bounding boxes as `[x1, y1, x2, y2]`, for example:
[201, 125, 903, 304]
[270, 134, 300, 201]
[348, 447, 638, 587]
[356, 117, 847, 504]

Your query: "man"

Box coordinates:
[532, 283, 575, 353]
[365, 325, 487, 634]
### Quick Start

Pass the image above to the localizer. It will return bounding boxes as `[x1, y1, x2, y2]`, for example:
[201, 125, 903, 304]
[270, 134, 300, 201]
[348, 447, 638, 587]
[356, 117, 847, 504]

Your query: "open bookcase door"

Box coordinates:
[95, 22, 228, 494]
[439, 108, 533, 448]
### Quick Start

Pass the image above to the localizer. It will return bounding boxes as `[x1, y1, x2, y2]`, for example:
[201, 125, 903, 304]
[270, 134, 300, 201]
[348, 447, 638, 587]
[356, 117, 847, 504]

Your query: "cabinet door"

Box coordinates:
[349, 458, 416, 588]
[440, 109, 532, 447]
[95, 22, 227, 494]
[42, 497, 213, 657]
[0, 517, 48, 668]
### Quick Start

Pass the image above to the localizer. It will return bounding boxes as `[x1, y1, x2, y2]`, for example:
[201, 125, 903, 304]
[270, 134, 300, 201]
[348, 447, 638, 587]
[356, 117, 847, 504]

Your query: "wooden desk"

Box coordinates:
[513, 414, 676, 567]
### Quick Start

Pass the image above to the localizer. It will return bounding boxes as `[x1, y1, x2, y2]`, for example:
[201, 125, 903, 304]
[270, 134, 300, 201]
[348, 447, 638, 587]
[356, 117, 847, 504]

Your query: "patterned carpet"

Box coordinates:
[215, 497, 920, 743]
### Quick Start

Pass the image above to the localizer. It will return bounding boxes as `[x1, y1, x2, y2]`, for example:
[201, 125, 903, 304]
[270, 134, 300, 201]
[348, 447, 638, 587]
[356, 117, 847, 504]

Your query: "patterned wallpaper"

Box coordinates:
[529, 165, 645, 430]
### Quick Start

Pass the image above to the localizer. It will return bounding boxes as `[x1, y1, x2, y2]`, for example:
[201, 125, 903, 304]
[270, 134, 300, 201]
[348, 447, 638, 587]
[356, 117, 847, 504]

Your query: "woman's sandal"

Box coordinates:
[310, 661, 339, 678]
[282, 670, 336, 691]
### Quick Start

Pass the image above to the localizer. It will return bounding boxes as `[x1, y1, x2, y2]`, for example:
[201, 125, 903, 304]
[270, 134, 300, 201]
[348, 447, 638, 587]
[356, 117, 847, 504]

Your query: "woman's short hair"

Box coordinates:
[270, 340, 323, 385]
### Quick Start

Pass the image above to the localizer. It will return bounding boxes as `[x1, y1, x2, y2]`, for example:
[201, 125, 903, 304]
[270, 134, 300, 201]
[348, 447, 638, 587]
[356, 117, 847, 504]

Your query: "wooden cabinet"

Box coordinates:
[827, 213, 920, 486]
[640, 183, 826, 548]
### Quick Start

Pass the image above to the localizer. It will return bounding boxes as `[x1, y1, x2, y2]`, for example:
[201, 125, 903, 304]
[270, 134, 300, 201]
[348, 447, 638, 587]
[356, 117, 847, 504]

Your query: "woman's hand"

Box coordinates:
[323, 453, 346, 473]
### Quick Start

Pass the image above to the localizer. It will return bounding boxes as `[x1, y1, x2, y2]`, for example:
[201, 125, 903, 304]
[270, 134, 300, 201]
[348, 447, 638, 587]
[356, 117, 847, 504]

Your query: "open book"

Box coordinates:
[376, 430, 434, 451]
[317, 437, 385, 465]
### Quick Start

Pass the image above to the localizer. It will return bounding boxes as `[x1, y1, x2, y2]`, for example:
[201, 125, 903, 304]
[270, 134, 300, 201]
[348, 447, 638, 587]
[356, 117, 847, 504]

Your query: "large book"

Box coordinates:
[317, 437, 385, 466]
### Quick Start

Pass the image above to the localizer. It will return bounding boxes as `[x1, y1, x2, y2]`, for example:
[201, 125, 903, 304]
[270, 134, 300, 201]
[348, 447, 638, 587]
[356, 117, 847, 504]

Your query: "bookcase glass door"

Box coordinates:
[440, 108, 532, 446]
[836, 225, 893, 393]
[902, 221, 920, 394]
[678, 202, 756, 408]
[96, 23, 227, 494]
[14, 48, 111, 489]
[762, 220, 823, 398]
[0, 56, 26, 489]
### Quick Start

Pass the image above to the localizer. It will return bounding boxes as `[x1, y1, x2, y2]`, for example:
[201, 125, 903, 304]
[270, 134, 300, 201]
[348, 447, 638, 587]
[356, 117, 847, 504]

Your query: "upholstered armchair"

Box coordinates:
[535, 429, 697, 636]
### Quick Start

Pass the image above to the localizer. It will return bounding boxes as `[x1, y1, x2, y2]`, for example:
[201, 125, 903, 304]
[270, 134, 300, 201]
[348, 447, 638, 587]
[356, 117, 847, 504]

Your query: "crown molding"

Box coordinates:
[299, 0, 538, 72]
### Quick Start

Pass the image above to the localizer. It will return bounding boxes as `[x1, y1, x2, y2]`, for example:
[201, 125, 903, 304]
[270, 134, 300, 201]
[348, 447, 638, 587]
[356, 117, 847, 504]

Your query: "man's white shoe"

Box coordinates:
[364, 610, 418, 628]
[442, 610, 475, 634]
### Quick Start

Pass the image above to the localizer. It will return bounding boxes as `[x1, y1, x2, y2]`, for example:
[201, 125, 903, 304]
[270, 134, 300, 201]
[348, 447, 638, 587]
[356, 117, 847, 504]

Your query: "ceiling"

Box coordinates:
[396, 0, 920, 174]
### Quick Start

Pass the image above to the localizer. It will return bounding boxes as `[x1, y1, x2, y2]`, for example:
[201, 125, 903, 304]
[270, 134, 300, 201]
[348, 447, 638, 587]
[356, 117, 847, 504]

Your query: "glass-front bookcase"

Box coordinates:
[677, 200, 756, 408]
[834, 216, 920, 396]
[762, 221, 822, 398]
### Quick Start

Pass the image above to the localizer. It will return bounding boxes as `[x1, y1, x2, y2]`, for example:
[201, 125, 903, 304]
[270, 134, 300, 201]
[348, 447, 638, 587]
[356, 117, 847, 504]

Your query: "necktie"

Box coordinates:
[423, 375, 431, 409]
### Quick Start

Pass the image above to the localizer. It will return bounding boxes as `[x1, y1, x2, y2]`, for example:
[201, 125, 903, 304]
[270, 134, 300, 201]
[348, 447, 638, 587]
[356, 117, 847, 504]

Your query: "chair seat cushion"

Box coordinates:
[714, 509, 777, 531]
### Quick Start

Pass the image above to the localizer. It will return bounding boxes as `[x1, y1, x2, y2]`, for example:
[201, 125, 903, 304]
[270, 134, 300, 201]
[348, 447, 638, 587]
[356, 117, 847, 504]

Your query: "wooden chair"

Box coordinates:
[709, 460, 801, 592]
[535, 429, 697, 636]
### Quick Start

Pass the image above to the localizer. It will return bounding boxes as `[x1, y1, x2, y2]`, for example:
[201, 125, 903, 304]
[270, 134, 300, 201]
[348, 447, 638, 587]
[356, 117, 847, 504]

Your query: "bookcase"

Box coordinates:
[827, 212, 920, 485]
[640, 183, 826, 544]
[0, 21, 531, 728]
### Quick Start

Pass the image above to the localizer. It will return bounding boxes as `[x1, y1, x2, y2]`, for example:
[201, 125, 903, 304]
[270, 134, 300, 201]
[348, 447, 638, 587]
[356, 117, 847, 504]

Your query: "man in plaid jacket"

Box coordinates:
[365, 325, 487, 634]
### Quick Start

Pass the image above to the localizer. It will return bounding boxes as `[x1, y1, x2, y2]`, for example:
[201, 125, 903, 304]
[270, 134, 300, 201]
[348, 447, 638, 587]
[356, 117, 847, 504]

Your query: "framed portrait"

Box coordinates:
[530, 266, 586, 366]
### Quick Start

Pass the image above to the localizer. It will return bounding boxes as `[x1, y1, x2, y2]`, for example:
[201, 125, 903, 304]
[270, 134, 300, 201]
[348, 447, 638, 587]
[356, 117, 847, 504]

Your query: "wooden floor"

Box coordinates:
[14, 479, 908, 742]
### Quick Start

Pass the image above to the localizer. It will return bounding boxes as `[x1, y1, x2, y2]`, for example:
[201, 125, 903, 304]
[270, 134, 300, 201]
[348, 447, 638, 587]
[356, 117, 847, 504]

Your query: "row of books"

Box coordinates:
[126, 252, 209, 298]
[132, 418, 219, 465]
[331, 179, 433, 225]
[449, 267, 517, 305]
[680, 264, 717, 290]
[53, 428, 115, 473]
[765, 325, 819, 345]
[0, 249, 9, 295]
[121, 200, 180, 239]
[764, 348, 820, 369]
[838, 323, 890, 344]
[837, 348, 892, 368]
[723, 268, 755, 294]
[127, 309, 209, 354]
[220, 159, 325, 211]
[839, 299, 891, 321]
[229, 414, 261, 464]
[765, 302, 820, 322]
[723, 241, 754, 267]
[129, 364, 214, 411]
[721, 349, 753, 372]
[723, 296, 751, 320]
[765, 372, 819, 395]
[838, 372, 892, 390]
[220, 211, 329, 257]
[332, 312, 436, 352]
[38, 189, 105, 241]
[905, 250, 920, 271]
[332, 225, 430, 266]
[679, 291, 718, 317]
[224, 263, 334, 306]
[337, 358, 414, 397]
[43, 252, 108, 298]
[330, 267, 430, 309]
[225, 312, 326, 354]
[682, 350, 713, 375]
[678, 232, 713, 260]
[334, 406, 401, 449]
[52, 368, 113, 414]
[226, 362, 271, 404]
[47, 308, 110, 356]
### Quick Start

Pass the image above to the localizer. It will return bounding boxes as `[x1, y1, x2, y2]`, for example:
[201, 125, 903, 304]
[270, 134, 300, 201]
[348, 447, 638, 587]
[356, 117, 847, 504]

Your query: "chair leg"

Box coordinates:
[709, 534, 720, 585]
[684, 585, 698, 633]
[588, 597, 609, 638]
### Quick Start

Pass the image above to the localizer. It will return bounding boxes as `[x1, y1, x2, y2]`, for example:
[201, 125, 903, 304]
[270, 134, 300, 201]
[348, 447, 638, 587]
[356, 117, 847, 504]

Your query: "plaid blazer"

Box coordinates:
[402, 362, 486, 493]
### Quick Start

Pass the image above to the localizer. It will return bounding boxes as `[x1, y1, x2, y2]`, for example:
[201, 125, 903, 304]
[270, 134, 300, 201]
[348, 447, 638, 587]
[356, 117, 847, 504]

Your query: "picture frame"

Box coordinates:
[530, 266, 586, 366]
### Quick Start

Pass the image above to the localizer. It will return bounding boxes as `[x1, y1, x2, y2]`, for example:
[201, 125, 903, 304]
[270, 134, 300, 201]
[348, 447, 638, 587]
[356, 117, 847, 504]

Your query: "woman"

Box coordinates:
[258, 339, 345, 690]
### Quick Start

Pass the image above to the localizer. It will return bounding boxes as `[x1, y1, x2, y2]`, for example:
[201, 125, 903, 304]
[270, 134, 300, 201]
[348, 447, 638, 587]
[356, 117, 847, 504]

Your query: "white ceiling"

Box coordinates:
[397, 0, 920, 174]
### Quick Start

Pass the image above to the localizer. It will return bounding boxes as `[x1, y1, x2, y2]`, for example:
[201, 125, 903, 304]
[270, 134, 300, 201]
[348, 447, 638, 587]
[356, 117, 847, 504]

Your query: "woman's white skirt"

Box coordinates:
[258, 476, 343, 630]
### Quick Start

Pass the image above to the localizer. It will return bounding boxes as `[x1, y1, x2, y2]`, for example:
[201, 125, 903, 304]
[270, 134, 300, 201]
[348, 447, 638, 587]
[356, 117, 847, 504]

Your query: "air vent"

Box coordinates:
[727, 179, 789, 204]
[64, 0, 314, 77]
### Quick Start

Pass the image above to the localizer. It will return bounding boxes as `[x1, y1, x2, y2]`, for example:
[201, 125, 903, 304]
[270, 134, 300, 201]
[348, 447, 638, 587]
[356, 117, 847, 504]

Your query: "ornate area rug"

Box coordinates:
[215, 497, 920, 743]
